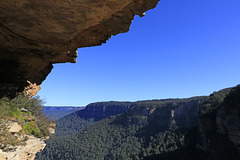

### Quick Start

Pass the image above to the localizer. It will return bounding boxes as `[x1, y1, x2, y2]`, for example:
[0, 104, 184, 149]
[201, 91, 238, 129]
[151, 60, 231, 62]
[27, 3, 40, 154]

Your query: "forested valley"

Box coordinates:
[36, 86, 239, 160]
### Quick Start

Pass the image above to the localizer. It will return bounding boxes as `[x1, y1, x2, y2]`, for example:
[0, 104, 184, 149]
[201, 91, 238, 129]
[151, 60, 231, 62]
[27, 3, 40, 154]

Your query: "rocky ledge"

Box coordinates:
[0, 0, 160, 97]
[0, 135, 46, 160]
[0, 121, 53, 160]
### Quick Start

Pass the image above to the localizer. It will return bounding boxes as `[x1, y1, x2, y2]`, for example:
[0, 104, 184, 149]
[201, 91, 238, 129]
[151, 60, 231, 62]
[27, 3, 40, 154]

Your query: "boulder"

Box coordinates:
[8, 122, 22, 133]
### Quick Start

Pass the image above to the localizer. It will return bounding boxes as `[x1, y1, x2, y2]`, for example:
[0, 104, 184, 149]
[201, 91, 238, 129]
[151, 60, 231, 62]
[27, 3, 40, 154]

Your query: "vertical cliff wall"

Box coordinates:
[190, 86, 240, 160]
[0, 0, 160, 97]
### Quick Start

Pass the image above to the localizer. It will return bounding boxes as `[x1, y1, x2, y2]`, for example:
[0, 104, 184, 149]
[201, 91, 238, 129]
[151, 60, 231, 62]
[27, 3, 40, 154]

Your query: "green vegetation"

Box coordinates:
[55, 101, 135, 136]
[198, 87, 232, 116]
[222, 85, 240, 111]
[0, 119, 25, 151]
[55, 116, 94, 137]
[22, 121, 40, 136]
[36, 97, 204, 160]
[36, 86, 240, 160]
[0, 94, 52, 151]
[144, 85, 240, 160]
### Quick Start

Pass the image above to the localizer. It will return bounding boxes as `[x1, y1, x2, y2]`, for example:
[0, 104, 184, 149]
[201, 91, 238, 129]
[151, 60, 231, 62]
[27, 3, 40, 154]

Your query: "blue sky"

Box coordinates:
[38, 0, 240, 106]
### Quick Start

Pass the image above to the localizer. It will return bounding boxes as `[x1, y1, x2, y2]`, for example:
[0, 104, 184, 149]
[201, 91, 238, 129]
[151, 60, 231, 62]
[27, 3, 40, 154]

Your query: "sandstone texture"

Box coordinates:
[0, 0, 160, 97]
[8, 122, 22, 133]
[0, 135, 46, 160]
[23, 80, 41, 98]
[0, 119, 55, 160]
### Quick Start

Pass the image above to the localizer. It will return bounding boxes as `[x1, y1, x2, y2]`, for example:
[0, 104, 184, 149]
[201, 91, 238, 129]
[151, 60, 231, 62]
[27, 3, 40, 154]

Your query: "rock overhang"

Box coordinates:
[0, 0, 160, 97]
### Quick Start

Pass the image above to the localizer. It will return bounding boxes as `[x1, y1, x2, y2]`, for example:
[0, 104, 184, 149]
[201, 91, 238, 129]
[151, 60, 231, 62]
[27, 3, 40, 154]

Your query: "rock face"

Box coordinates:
[55, 98, 204, 137]
[36, 97, 206, 160]
[217, 107, 240, 154]
[83, 101, 136, 121]
[54, 101, 136, 136]
[195, 86, 240, 160]
[23, 80, 41, 98]
[216, 86, 240, 156]
[120, 99, 202, 130]
[0, 0, 160, 97]
[0, 135, 46, 160]
[0, 119, 55, 160]
[8, 122, 22, 133]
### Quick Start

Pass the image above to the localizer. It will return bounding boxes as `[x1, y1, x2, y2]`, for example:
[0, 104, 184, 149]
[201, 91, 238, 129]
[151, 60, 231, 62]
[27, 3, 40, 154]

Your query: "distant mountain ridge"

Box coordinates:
[76, 101, 137, 121]
[44, 106, 84, 120]
[36, 86, 240, 160]
[36, 96, 206, 160]
[55, 101, 136, 136]
[55, 99, 204, 137]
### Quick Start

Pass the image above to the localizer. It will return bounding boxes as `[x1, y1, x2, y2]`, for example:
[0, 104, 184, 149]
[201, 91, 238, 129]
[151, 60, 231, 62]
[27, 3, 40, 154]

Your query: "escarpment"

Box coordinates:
[35, 87, 240, 159]
[0, 0, 160, 98]
[36, 97, 209, 160]
[196, 86, 240, 159]
[55, 101, 136, 136]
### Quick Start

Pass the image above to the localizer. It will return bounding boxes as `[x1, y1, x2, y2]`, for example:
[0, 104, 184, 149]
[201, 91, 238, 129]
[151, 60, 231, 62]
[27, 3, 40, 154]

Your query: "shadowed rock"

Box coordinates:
[0, 0, 160, 97]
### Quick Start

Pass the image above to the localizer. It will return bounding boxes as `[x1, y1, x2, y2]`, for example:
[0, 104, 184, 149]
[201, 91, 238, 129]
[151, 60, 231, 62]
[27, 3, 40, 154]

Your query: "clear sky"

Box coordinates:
[38, 0, 240, 106]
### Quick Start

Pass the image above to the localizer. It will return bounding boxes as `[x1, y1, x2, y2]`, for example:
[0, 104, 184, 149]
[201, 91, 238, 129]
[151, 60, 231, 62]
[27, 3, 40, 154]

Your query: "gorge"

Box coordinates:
[0, 0, 239, 160]
[36, 86, 240, 160]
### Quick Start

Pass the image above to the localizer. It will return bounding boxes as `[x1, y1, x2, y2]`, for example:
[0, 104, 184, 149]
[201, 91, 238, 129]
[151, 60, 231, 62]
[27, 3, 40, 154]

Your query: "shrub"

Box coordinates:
[0, 94, 53, 150]
[22, 121, 40, 137]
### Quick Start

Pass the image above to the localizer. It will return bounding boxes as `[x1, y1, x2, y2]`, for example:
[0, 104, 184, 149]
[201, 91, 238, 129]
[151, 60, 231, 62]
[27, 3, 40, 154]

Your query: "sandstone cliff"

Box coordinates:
[55, 101, 136, 136]
[140, 87, 240, 160]
[0, 0, 160, 97]
[82, 101, 137, 121]
[36, 97, 206, 160]
[54, 98, 203, 137]
[176, 86, 240, 160]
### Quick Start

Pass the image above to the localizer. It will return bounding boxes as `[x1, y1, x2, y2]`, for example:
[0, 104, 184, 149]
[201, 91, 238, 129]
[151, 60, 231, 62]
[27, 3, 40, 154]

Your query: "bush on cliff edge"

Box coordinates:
[0, 94, 52, 151]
